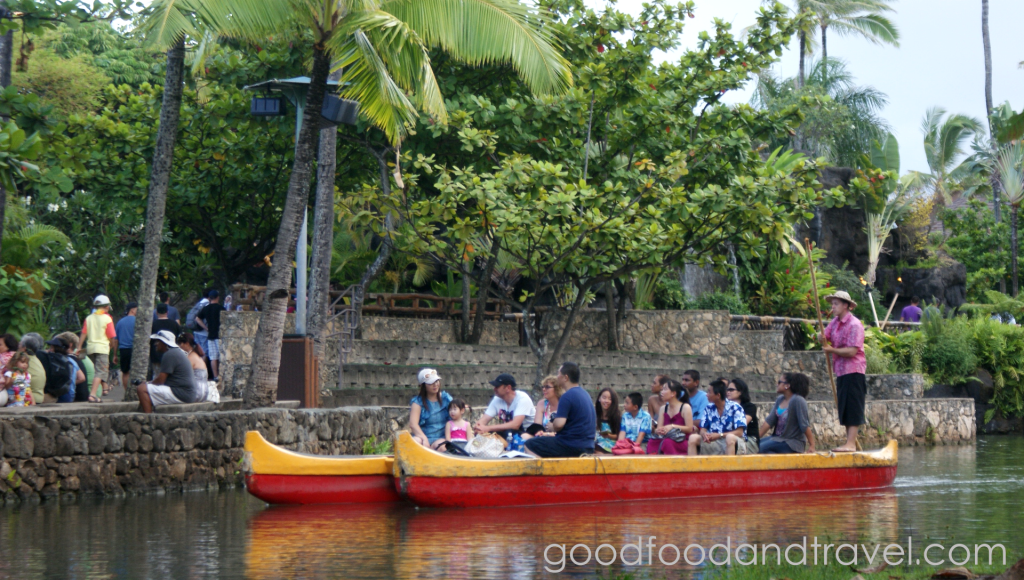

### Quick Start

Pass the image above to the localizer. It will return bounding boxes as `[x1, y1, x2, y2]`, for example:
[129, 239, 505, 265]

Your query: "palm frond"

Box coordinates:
[995, 143, 1024, 206]
[829, 13, 899, 45]
[382, 0, 572, 95]
[139, 0, 203, 49]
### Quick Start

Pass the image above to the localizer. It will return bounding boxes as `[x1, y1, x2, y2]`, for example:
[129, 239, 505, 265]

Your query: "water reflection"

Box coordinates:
[244, 490, 901, 579]
[1, 437, 1022, 580]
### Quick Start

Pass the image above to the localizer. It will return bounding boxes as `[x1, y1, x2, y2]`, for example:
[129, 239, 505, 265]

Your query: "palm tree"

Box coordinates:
[187, 0, 571, 408]
[995, 144, 1024, 296]
[905, 107, 983, 206]
[809, 0, 899, 65]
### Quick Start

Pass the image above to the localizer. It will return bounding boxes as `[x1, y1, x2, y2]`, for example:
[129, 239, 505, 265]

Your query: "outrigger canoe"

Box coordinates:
[244, 431, 402, 505]
[393, 432, 898, 508]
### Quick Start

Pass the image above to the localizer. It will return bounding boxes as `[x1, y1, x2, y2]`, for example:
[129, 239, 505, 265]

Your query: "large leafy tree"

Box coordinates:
[347, 0, 848, 379]
[162, 0, 573, 408]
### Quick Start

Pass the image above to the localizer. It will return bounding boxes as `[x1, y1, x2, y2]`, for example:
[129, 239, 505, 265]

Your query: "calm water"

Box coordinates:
[1, 436, 1022, 579]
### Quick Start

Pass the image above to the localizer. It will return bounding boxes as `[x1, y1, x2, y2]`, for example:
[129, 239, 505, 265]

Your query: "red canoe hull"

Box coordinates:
[246, 473, 403, 505]
[400, 465, 898, 508]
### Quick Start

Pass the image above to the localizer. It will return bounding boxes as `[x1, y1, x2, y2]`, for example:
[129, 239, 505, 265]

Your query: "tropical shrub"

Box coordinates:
[653, 276, 686, 310]
[967, 317, 1024, 423]
[747, 249, 830, 319]
[0, 269, 50, 335]
[817, 261, 884, 323]
[688, 291, 750, 315]
[919, 308, 977, 386]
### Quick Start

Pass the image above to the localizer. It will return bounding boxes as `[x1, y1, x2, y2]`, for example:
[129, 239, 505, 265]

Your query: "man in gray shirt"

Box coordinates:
[136, 330, 197, 413]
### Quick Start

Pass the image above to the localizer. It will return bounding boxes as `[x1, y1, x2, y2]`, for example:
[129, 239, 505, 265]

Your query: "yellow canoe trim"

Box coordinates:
[394, 431, 898, 478]
[244, 431, 393, 476]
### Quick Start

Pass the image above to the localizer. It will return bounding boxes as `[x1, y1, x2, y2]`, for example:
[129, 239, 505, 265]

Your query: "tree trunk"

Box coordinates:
[821, 24, 828, 66]
[544, 281, 592, 376]
[125, 40, 186, 401]
[460, 263, 470, 342]
[243, 49, 331, 409]
[798, 30, 806, 88]
[0, 29, 12, 88]
[307, 70, 343, 363]
[1013, 204, 1019, 298]
[615, 278, 628, 345]
[982, 0, 993, 125]
[604, 280, 618, 350]
[468, 237, 501, 345]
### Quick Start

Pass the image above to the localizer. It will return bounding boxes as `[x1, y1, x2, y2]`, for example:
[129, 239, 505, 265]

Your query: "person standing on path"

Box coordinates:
[153, 292, 180, 323]
[187, 289, 212, 355]
[900, 296, 923, 323]
[115, 302, 138, 393]
[196, 290, 225, 381]
[78, 295, 117, 396]
[822, 290, 867, 452]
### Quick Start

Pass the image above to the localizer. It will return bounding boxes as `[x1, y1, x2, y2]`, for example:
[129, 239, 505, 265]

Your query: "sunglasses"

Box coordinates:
[777, 380, 789, 385]
[542, 385, 553, 390]
[726, 387, 738, 392]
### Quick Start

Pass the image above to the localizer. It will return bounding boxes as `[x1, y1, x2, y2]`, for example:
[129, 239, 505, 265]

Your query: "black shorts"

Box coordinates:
[836, 372, 867, 427]
[119, 348, 132, 374]
[524, 436, 592, 458]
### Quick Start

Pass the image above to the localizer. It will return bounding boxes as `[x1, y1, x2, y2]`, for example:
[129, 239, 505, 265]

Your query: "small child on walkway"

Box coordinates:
[4, 352, 34, 407]
[445, 398, 473, 447]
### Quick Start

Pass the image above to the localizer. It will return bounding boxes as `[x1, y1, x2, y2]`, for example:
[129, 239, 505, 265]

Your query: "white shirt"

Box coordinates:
[484, 390, 535, 431]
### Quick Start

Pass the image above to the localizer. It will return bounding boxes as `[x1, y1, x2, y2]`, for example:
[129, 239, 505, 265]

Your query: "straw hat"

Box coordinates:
[823, 290, 857, 308]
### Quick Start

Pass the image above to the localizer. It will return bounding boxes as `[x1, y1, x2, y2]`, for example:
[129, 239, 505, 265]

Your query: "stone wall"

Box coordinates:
[0, 407, 404, 504]
[358, 316, 519, 345]
[755, 398, 975, 448]
[867, 374, 924, 400]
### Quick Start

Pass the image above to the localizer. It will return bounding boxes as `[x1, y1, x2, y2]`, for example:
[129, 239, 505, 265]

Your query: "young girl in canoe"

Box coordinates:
[445, 398, 473, 447]
[595, 388, 621, 453]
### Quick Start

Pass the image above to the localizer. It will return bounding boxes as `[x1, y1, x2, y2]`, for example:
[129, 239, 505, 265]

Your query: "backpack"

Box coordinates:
[37, 351, 72, 397]
[185, 299, 208, 330]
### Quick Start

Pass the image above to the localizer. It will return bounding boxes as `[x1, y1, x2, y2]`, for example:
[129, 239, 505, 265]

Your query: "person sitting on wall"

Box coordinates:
[409, 368, 453, 449]
[136, 330, 197, 413]
[759, 372, 815, 454]
[473, 373, 534, 441]
[524, 362, 596, 458]
[687, 379, 747, 456]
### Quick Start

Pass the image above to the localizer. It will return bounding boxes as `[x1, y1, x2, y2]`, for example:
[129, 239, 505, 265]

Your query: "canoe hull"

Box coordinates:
[246, 473, 402, 505]
[401, 464, 898, 508]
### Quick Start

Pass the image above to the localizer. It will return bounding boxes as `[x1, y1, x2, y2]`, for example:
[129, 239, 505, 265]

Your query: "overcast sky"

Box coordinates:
[584, 0, 1024, 174]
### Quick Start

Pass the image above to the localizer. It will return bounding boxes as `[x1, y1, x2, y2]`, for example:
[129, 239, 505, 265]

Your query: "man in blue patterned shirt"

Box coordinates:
[688, 379, 748, 455]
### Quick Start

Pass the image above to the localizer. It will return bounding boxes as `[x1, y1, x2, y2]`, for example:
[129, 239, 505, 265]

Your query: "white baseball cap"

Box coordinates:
[417, 368, 441, 384]
[149, 330, 179, 349]
[93, 294, 111, 307]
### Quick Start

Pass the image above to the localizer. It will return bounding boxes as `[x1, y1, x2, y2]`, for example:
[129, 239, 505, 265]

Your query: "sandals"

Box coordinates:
[88, 395, 103, 403]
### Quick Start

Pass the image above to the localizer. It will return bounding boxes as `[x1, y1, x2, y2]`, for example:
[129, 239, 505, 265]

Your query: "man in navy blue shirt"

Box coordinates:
[524, 362, 596, 458]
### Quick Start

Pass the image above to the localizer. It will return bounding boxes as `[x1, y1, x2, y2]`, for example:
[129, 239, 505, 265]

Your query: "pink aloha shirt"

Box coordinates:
[823, 312, 866, 376]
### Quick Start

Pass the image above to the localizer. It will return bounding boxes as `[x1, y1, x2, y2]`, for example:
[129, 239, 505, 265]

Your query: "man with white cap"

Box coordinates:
[136, 330, 198, 413]
[78, 294, 117, 397]
[821, 290, 867, 452]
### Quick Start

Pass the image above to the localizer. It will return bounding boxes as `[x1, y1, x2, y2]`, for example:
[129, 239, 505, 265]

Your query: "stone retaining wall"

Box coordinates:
[0, 396, 974, 504]
[0, 407, 404, 505]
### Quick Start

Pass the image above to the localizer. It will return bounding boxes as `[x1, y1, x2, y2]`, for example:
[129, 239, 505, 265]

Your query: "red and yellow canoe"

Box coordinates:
[244, 431, 402, 505]
[393, 432, 898, 508]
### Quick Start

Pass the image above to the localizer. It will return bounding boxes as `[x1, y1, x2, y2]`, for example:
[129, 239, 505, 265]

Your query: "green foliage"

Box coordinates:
[752, 58, 890, 166]
[0, 119, 43, 192]
[361, 435, 392, 455]
[0, 269, 50, 336]
[688, 291, 750, 315]
[918, 308, 978, 386]
[941, 198, 1010, 296]
[1, 223, 70, 271]
[12, 48, 110, 116]
[967, 316, 1024, 421]
[748, 249, 830, 319]
[865, 326, 923, 374]
[49, 21, 160, 87]
[652, 275, 686, 310]
[817, 261, 882, 322]
[632, 272, 659, 311]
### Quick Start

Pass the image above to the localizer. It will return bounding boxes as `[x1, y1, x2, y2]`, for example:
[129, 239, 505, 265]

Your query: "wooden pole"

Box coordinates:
[866, 288, 880, 327]
[880, 293, 899, 330]
[805, 239, 839, 407]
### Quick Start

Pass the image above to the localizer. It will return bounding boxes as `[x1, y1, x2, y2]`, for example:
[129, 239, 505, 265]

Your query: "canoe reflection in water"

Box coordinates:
[245, 489, 898, 579]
